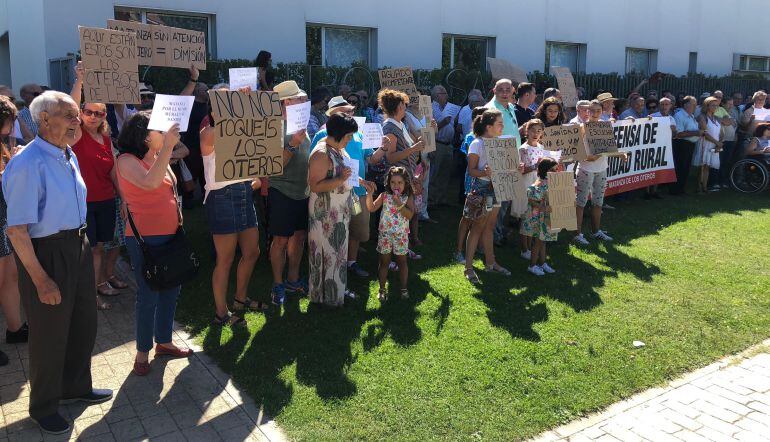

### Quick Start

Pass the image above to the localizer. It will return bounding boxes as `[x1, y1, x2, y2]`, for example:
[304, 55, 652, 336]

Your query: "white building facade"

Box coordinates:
[1, 0, 769, 92]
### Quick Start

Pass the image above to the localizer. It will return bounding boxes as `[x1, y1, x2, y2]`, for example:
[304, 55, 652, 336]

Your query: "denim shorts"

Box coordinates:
[205, 181, 258, 235]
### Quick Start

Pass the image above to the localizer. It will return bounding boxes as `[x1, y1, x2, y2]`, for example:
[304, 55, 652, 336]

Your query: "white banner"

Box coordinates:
[605, 117, 675, 195]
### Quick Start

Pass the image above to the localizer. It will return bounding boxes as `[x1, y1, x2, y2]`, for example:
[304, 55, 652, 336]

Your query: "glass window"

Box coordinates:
[626, 48, 657, 75]
[113, 7, 215, 58]
[735, 54, 770, 72]
[114, 9, 141, 22]
[442, 35, 492, 71]
[545, 42, 586, 73]
[305, 24, 373, 67]
[748, 56, 768, 72]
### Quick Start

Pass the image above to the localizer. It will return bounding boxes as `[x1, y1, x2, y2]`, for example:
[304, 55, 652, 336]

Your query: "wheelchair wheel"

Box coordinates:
[730, 158, 769, 193]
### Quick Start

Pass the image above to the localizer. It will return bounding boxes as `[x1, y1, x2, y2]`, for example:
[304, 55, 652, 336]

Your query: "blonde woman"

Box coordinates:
[693, 97, 723, 193]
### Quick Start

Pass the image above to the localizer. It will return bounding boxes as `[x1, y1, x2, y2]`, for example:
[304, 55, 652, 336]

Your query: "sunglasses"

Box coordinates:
[81, 109, 107, 118]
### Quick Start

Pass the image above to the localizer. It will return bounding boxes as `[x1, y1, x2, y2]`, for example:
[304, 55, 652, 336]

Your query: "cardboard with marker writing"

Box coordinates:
[420, 126, 436, 153]
[584, 121, 620, 156]
[378, 67, 419, 106]
[207, 89, 284, 181]
[107, 19, 206, 70]
[486, 57, 528, 85]
[485, 137, 525, 202]
[79, 26, 139, 104]
[418, 95, 433, 120]
[541, 124, 586, 162]
[550, 67, 578, 108]
[547, 171, 577, 231]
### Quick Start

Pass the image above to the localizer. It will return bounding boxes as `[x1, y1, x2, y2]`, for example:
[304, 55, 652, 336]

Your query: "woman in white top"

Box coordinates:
[462, 108, 511, 284]
[693, 97, 723, 194]
[200, 86, 267, 327]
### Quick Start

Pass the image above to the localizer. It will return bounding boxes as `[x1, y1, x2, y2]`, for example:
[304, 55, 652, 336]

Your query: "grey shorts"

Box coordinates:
[575, 169, 607, 208]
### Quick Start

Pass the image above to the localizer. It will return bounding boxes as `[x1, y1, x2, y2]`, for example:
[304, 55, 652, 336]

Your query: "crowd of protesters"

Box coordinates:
[0, 47, 769, 434]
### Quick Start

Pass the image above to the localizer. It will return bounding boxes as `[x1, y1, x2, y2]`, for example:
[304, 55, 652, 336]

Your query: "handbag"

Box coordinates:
[463, 177, 490, 221]
[125, 171, 199, 290]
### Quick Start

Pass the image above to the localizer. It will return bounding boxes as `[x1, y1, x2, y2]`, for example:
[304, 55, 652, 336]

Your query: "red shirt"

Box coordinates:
[72, 132, 115, 202]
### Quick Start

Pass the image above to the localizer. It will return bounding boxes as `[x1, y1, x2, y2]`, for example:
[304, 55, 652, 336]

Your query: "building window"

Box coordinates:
[113, 7, 216, 58]
[688, 52, 698, 74]
[305, 24, 376, 67]
[625, 48, 657, 75]
[545, 41, 586, 74]
[734, 54, 770, 73]
[441, 34, 495, 71]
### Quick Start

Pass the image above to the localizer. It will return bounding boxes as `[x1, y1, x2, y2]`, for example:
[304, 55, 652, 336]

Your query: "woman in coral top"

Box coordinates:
[116, 113, 192, 376]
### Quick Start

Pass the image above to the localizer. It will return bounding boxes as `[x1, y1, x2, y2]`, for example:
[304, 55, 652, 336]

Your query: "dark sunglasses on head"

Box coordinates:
[82, 109, 106, 118]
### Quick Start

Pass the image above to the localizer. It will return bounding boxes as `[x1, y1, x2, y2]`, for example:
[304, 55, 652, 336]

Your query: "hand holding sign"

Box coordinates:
[286, 101, 311, 134]
[362, 123, 384, 149]
[147, 94, 195, 132]
[342, 157, 358, 189]
[229, 67, 258, 91]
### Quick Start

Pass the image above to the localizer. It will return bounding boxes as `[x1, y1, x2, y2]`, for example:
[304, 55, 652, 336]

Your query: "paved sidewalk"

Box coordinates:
[0, 260, 286, 441]
[533, 340, 770, 442]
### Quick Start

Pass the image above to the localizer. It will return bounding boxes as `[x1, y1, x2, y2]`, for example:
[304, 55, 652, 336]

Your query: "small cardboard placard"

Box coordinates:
[486, 57, 528, 85]
[378, 66, 419, 106]
[418, 95, 433, 120]
[420, 126, 436, 153]
[583, 121, 618, 156]
[285, 101, 311, 134]
[208, 89, 284, 181]
[107, 19, 206, 70]
[147, 94, 195, 132]
[547, 171, 577, 231]
[541, 124, 586, 162]
[550, 66, 578, 108]
[485, 137, 525, 202]
[79, 26, 139, 104]
[228, 67, 258, 91]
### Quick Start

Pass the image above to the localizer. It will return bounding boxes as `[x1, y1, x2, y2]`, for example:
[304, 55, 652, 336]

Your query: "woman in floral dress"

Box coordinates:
[307, 114, 361, 307]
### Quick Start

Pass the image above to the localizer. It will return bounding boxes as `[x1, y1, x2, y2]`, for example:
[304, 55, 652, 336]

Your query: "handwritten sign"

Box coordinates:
[420, 126, 436, 153]
[441, 102, 461, 122]
[584, 121, 618, 156]
[551, 67, 578, 108]
[362, 123, 383, 149]
[353, 116, 366, 129]
[378, 67, 419, 106]
[147, 94, 195, 132]
[343, 157, 359, 189]
[208, 90, 284, 182]
[753, 107, 770, 121]
[228, 67, 258, 91]
[418, 95, 433, 120]
[547, 171, 577, 231]
[541, 124, 586, 162]
[107, 20, 206, 70]
[285, 101, 311, 134]
[486, 57, 528, 85]
[485, 137, 524, 202]
[79, 26, 139, 104]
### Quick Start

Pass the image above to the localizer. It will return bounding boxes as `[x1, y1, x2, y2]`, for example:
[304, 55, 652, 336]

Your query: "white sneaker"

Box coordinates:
[528, 265, 545, 276]
[541, 263, 556, 274]
[520, 250, 532, 260]
[573, 234, 590, 245]
[593, 230, 613, 241]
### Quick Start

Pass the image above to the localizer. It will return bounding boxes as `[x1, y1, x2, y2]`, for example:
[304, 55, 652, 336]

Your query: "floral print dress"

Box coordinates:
[308, 142, 353, 307]
[521, 180, 558, 242]
[376, 193, 410, 256]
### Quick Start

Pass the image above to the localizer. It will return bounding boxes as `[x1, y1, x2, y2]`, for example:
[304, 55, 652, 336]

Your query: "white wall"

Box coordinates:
[2, 0, 769, 91]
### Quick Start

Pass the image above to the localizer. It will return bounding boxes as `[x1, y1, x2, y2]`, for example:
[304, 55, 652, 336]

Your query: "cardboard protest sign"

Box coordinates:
[378, 67, 419, 106]
[79, 26, 139, 104]
[753, 107, 770, 121]
[547, 171, 577, 231]
[362, 123, 383, 149]
[418, 95, 433, 120]
[420, 126, 436, 153]
[486, 57, 528, 85]
[541, 124, 586, 162]
[485, 137, 525, 202]
[584, 121, 619, 156]
[550, 67, 578, 108]
[207, 89, 284, 181]
[343, 157, 359, 189]
[147, 94, 195, 132]
[107, 19, 206, 70]
[605, 117, 675, 196]
[285, 101, 311, 134]
[228, 67, 258, 91]
[441, 102, 461, 122]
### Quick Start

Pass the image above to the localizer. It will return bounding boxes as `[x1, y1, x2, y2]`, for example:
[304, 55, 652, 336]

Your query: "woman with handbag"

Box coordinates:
[463, 109, 511, 284]
[116, 114, 194, 376]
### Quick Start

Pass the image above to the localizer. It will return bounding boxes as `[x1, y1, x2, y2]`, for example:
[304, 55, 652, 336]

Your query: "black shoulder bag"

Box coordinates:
[125, 173, 199, 291]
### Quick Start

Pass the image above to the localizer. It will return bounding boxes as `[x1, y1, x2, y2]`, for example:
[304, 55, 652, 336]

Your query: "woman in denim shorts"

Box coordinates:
[200, 96, 268, 327]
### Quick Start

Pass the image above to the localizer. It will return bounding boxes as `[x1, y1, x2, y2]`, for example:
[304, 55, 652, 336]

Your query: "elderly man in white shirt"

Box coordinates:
[569, 100, 591, 124]
[457, 89, 485, 138]
[429, 85, 457, 207]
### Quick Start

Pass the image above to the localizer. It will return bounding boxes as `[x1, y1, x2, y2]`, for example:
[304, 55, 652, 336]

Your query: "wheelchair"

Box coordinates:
[730, 154, 770, 193]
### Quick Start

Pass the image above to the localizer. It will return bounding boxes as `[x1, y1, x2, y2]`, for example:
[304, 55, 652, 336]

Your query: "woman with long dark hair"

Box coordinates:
[534, 97, 566, 127]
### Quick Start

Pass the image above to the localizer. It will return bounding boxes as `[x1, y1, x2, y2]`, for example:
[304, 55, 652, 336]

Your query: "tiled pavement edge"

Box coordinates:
[0, 258, 287, 442]
[531, 338, 770, 442]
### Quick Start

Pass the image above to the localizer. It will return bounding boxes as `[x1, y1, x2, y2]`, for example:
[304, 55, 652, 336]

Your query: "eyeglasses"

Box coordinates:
[81, 109, 107, 118]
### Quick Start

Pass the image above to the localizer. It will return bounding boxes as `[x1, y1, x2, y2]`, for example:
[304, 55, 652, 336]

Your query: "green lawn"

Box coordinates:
[174, 189, 770, 441]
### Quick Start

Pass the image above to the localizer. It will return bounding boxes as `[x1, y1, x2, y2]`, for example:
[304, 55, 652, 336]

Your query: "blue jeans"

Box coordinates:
[126, 235, 181, 353]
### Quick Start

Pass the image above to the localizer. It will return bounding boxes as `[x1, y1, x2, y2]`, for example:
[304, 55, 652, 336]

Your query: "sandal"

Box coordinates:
[233, 297, 269, 312]
[378, 288, 387, 302]
[464, 268, 480, 284]
[400, 288, 409, 299]
[211, 312, 245, 327]
[107, 275, 129, 289]
[96, 295, 112, 311]
[484, 263, 511, 276]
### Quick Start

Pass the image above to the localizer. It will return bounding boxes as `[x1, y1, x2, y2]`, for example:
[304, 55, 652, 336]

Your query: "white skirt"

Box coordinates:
[693, 139, 720, 169]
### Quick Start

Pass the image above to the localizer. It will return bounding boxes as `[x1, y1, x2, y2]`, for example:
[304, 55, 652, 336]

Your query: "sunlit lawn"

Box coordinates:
[174, 189, 770, 441]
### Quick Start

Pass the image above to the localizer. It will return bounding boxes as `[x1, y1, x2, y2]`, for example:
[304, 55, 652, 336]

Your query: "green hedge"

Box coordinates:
[141, 60, 770, 105]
